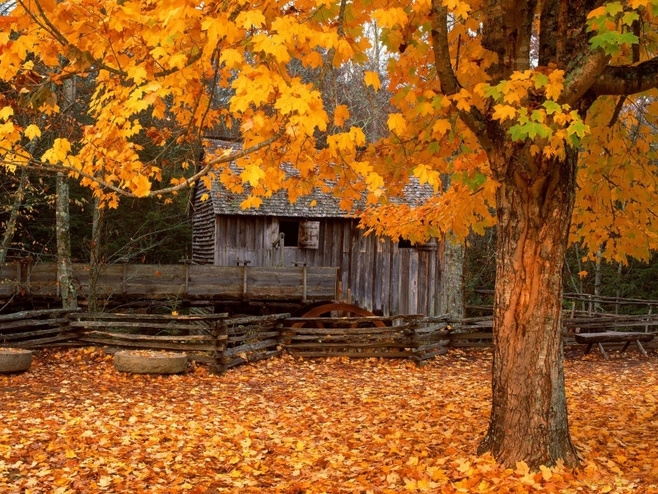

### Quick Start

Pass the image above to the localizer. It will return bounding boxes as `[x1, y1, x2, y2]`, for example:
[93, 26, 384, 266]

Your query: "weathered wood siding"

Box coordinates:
[212, 215, 442, 316]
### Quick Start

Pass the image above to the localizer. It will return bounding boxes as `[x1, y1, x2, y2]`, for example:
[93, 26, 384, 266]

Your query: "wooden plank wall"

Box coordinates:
[213, 216, 443, 317]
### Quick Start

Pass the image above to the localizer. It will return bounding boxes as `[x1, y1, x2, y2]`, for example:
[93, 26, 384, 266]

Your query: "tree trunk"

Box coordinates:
[478, 145, 580, 469]
[88, 196, 104, 312]
[0, 167, 28, 265]
[440, 238, 464, 318]
[56, 172, 78, 309]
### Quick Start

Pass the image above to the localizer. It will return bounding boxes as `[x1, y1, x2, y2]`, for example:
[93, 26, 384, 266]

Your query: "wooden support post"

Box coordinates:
[294, 262, 307, 303]
[597, 342, 609, 360]
[636, 339, 649, 357]
[646, 305, 653, 333]
[122, 264, 127, 296]
[237, 259, 251, 300]
[210, 319, 228, 375]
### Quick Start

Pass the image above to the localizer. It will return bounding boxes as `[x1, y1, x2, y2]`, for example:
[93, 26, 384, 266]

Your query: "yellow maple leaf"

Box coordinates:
[240, 195, 262, 209]
[236, 10, 266, 29]
[128, 66, 147, 85]
[241, 164, 266, 187]
[492, 104, 517, 122]
[220, 49, 243, 69]
[333, 104, 350, 127]
[444, 0, 471, 19]
[364, 71, 381, 91]
[372, 8, 408, 29]
[387, 113, 407, 133]
[24, 124, 41, 140]
[432, 119, 452, 136]
[0, 106, 14, 121]
[132, 174, 151, 197]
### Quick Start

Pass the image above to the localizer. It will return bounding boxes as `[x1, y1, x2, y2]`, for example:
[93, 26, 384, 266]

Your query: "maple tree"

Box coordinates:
[1, 348, 657, 492]
[3, 0, 658, 469]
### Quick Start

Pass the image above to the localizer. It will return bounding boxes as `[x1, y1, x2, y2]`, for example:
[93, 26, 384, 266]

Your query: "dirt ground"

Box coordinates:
[1, 346, 657, 493]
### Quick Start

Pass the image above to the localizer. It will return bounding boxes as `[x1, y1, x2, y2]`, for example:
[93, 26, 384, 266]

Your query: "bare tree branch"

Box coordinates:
[590, 57, 658, 97]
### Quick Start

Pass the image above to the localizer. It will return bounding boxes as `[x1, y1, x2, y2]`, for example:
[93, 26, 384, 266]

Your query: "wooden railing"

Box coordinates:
[0, 309, 451, 370]
[0, 262, 338, 302]
[1, 309, 655, 372]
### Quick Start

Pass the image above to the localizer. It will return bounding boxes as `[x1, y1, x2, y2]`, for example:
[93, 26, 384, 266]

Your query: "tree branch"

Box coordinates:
[15, 128, 287, 199]
[429, 0, 489, 147]
[559, 48, 610, 106]
[590, 57, 658, 96]
[430, 0, 460, 96]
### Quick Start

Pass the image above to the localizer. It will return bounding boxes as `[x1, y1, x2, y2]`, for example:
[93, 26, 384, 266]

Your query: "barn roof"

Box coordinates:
[204, 139, 435, 218]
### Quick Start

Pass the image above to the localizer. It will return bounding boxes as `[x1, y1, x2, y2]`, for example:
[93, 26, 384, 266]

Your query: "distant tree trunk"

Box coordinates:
[594, 249, 603, 312]
[88, 196, 104, 312]
[56, 172, 78, 309]
[477, 144, 580, 468]
[440, 238, 464, 318]
[0, 167, 28, 265]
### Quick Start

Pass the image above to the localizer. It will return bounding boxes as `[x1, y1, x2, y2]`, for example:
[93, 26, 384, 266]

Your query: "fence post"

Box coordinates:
[210, 318, 228, 375]
[646, 304, 653, 333]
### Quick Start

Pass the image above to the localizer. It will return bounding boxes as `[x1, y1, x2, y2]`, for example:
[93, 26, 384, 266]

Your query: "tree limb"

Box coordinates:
[590, 57, 658, 96]
[15, 128, 287, 199]
[559, 48, 610, 106]
[430, 0, 460, 96]
[429, 0, 489, 147]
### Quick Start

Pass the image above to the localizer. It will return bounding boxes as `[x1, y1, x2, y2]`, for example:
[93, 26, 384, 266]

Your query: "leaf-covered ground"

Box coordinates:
[1, 347, 657, 493]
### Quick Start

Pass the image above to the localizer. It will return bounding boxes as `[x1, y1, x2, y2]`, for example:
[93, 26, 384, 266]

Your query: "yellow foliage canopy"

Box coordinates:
[0, 0, 658, 260]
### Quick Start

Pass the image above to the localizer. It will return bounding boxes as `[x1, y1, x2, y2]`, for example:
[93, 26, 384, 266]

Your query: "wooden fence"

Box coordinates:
[446, 312, 658, 349]
[1, 309, 656, 373]
[0, 262, 338, 302]
[0, 309, 453, 370]
[280, 315, 450, 365]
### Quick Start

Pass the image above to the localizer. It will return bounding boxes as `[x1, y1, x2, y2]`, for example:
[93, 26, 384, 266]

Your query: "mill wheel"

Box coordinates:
[292, 302, 386, 328]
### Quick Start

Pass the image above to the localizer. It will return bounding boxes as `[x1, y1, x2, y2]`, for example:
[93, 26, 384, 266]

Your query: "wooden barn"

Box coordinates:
[191, 149, 453, 317]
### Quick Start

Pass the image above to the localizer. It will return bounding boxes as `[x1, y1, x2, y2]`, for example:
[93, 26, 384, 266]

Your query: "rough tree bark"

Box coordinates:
[87, 196, 104, 312]
[56, 172, 78, 309]
[439, 238, 464, 318]
[56, 76, 78, 309]
[477, 145, 580, 467]
[0, 167, 28, 265]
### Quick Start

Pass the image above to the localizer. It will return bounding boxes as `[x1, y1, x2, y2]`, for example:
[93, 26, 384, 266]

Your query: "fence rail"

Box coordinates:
[1, 308, 656, 372]
[0, 262, 338, 303]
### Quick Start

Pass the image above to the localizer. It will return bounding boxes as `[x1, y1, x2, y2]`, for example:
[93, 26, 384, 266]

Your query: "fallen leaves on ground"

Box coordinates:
[1, 347, 657, 493]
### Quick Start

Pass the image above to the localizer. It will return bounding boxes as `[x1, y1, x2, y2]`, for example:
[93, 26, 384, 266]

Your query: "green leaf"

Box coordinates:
[428, 141, 441, 154]
[533, 73, 549, 89]
[481, 84, 501, 101]
[604, 2, 624, 16]
[568, 120, 590, 138]
[543, 100, 562, 115]
[622, 11, 640, 26]
[590, 31, 638, 55]
[509, 124, 528, 141]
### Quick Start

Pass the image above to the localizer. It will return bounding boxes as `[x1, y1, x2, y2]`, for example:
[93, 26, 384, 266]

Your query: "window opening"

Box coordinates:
[398, 238, 413, 248]
[279, 220, 300, 247]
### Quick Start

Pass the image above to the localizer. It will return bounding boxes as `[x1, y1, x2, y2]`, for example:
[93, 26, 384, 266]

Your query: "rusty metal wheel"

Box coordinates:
[292, 302, 386, 328]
